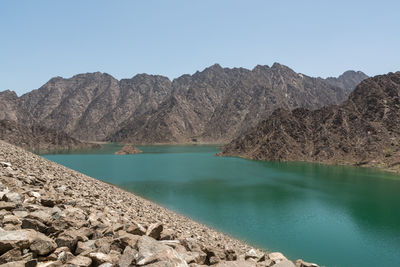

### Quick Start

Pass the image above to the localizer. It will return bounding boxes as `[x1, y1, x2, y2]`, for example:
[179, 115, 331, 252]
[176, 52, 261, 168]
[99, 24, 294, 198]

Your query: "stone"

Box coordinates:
[41, 198, 57, 208]
[29, 233, 57, 255]
[89, 251, 119, 266]
[272, 260, 297, 267]
[214, 260, 256, 267]
[75, 240, 96, 255]
[27, 191, 41, 198]
[0, 201, 16, 211]
[67, 255, 92, 266]
[135, 235, 187, 266]
[21, 218, 47, 232]
[3, 192, 23, 203]
[57, 251, 74, 264]
[295, 259, 319, 267]
[146, 222, 163, 240]
[0, 260, 27, 267]
[0, 229, 36, 254]
[119, 245, 137, 267]
[0, 247, 23, 264]
[267, 252, 287, 263]
[126, 222, 146, 236]
[160, 228, 176, 240]
[3, 215, 21, 225]
[245, 248, 263, 260]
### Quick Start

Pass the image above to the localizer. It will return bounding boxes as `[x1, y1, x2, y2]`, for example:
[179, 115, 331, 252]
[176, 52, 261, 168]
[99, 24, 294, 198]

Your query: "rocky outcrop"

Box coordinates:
[0, 140, 319, 266]
[0, 64, 367, 144]
[0, 120, 98, 153]
[114, 145, 142, 155]
[220, 72, 400, 173]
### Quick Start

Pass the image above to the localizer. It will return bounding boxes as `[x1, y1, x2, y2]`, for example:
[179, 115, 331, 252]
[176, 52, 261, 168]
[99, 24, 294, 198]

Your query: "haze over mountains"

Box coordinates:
[0, 63, 367, 147]
[220, 72, 400, 172]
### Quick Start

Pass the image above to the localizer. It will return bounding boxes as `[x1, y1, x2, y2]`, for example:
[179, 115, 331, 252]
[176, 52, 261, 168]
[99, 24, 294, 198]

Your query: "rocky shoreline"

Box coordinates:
[114, 145, 142, 155]
[0, 141, 318, 267]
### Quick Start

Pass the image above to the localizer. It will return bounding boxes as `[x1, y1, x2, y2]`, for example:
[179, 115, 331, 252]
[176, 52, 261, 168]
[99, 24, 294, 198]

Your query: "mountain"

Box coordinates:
[0, 120, 98, 152]
[109, 63, 367, 143]
[219, 72, 400, 173]
[0, 63, 367, 144]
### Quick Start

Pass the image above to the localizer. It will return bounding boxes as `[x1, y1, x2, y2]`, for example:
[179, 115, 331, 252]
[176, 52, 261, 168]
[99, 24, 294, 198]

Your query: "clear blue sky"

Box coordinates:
[1, 0, 399, 95]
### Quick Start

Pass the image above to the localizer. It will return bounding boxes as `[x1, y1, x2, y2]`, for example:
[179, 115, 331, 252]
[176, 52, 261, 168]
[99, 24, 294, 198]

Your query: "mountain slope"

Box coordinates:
[220, 72, 400, 172]
[0, 120, 98, 152]
[109, 63, 367, 143]
[0, 63, 367, 144]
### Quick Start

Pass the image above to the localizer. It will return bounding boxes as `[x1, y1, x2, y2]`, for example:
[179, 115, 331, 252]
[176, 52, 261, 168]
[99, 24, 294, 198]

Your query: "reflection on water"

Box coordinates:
[44, 145, 400, 267]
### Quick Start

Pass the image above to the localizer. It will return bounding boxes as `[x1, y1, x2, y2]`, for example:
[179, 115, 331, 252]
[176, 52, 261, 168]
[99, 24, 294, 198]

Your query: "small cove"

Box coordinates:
[43, 144, 400, 267]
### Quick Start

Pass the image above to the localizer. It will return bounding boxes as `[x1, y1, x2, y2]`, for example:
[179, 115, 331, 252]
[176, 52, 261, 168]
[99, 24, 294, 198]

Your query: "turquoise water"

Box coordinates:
[43, 145, 400, 267]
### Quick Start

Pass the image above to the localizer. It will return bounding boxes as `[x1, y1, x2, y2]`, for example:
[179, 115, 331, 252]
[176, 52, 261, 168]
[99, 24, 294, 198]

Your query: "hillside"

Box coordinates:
[0, 120, 98, 153]
[220, 72, 400, 173]
[0, 64, 367, 144]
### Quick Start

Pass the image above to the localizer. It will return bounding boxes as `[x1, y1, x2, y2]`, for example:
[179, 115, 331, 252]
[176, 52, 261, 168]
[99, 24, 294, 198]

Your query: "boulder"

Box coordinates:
[67, 255, 92, 266]
[0, 247, 23, 264]
[29, 233, 57, 255]
[0, 201, 16, 211]
[146, 222, 163, 240]
[135, 235, 187, 266]
[268, 252, 287, 263]
[272, 260, 297, 267]
[89, 251, 120, 266]
[126, 222, 146, 236]
[0, 229, 36, 254]
[295, 259, 319, 267]
[119, 245, 137, 267]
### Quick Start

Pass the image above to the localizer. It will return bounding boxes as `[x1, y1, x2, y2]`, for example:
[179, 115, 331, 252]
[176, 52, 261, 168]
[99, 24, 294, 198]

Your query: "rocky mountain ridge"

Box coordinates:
[0, 64, 367, 145]
[220, 72, 400, 173]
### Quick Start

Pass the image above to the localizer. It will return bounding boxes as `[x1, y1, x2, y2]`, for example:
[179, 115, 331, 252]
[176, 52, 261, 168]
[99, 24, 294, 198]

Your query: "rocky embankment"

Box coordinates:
[220, 72, 400, 173]
[114, 145, 142, 155]
[0, 141, 318, 267]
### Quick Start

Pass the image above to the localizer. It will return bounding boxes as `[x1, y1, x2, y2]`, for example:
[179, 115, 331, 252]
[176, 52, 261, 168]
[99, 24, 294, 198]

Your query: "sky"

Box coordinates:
[1, 0, 399, 95]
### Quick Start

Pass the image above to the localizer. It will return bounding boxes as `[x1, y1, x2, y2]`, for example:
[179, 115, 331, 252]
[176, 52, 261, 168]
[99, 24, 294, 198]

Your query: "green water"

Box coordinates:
[43, 145, 400, 267]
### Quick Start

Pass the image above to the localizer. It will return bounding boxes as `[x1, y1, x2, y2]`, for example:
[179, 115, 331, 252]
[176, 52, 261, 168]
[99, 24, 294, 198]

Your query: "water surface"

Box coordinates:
[43, 145, 400, 267]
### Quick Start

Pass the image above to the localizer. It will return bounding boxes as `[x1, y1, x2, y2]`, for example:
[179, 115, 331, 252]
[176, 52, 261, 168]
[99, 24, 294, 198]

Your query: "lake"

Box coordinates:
[43, 144, 400, 267]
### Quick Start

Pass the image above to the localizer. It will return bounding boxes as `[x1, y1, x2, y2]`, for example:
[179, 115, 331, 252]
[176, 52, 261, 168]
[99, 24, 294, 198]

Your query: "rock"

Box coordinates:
[268, 252, 287, 264]
[160, 228, 176, 240]
[114, 144, 142, 155]
[57, 251, 75, 264]
[0, 260, 27, 267]
[21, 218, 47, 232]
[119, 245, 137, 267]
[272, 260, 297, 267]
[126, 222, 146, 236]
[75, 240, 96, 255]
[0, 162, 11, 168]
[41, 198, 57, 208]
[30, 233, 57, 255]
[245, 248, 263, 260]
[0, 247, 23, 264]
[0, 229, 35, 254]
[295, 259, 319, 267]
[135, 235, 187, 266]
[67, 255, 92, 266]
[27, 191, 41, 198]
[214, 260, 256, 267]
[0, 201, 16, 211]
[3, 214, 21, 225]
[146, 222, 163, 240]
[2, 192, 23, 203]
[89, 251, 119, 266]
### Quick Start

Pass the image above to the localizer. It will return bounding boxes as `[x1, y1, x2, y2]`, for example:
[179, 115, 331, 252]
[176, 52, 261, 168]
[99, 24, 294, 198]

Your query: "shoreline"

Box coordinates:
[217, 152, 400, 176]
[0, 140, 314, 266]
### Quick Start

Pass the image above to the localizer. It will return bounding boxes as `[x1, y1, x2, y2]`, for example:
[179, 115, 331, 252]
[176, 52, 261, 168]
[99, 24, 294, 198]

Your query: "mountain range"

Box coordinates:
[0, 63, 367, 147]
[220, 72, 400, 172]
